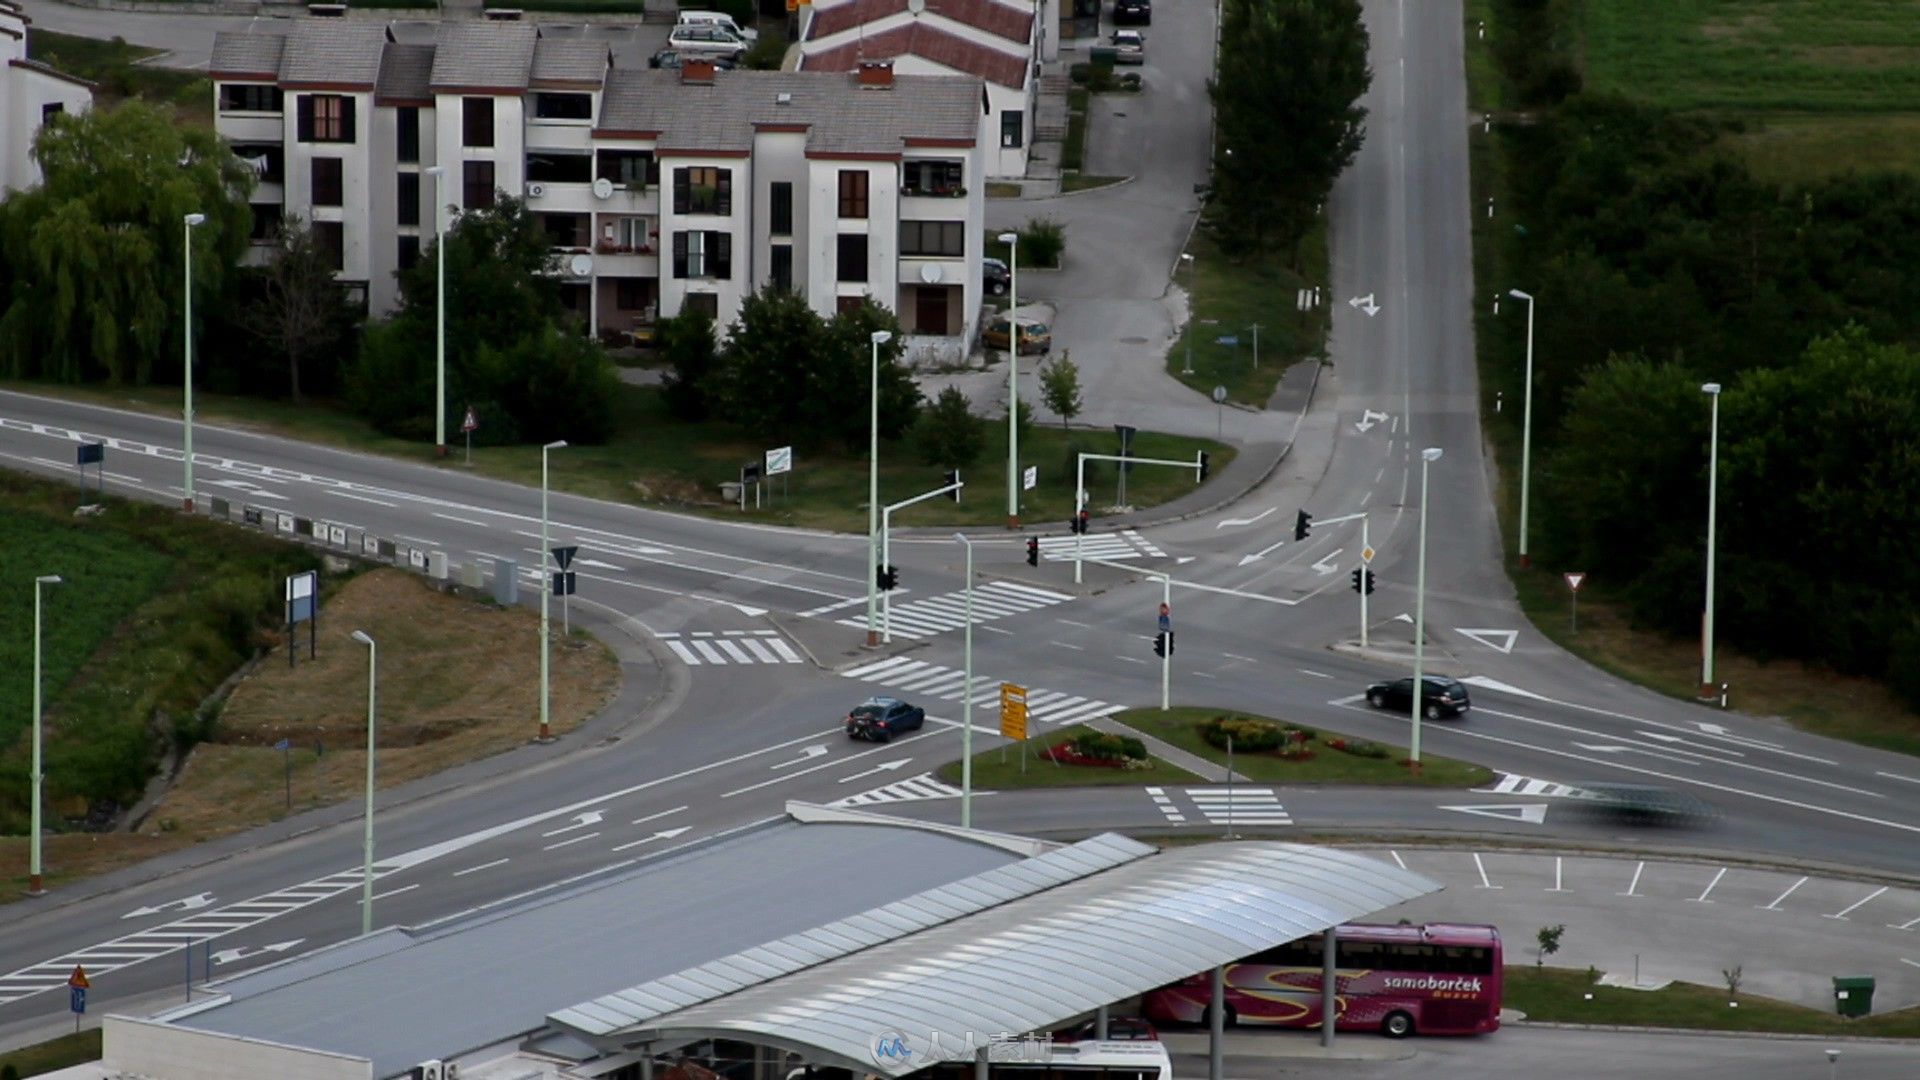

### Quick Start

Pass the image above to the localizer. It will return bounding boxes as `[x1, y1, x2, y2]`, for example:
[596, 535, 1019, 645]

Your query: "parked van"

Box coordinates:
[666, 22, 751, 59]
[675, 9, 757, 43]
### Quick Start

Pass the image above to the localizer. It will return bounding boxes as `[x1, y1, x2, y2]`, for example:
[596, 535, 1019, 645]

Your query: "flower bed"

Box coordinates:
[1043, 730, 1152, 770]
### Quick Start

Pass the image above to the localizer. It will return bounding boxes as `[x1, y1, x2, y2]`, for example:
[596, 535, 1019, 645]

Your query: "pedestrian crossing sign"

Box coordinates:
[999, 682, 1028, 740]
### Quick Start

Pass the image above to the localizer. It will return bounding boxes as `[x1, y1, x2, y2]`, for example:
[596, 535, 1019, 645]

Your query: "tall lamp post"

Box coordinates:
[349, 629, 377, 935]
[1508, 288, 1536, 567]
[952, 533, 976, 828]
[1410, 447, 1443, 769]
[998, 231, 1021, 528]
[1180, 253, 1195, 375]
[865, 330, 892, 647]
[27, 574, 62, 897]
[426, 165, 448, 458]
[1700, 382, 1722, 700]
[181, 212, 207, 512]
[539, 440, 568, 741]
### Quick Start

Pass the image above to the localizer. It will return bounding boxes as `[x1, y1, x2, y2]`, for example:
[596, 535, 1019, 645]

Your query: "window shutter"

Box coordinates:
[717, 171, 732, 216]
[673, 169, 690, 214]
[714, 232, 732, 279]
[672, 232, 688, 279]
[297, 95, 313, 142]
[341, 97, 357, 143]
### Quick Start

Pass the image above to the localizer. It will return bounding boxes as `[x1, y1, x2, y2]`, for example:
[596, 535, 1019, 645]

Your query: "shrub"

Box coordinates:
[1019, 218, 1067, 268]
[1323, 736, 1389, 759]
[1068, 731, 1147, 761]
[1199, 715, 1284, 752]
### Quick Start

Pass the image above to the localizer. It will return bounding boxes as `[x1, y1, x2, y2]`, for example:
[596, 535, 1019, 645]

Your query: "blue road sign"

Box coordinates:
[1215, 335, 1240, 346]
[273, 738, 291, 752]
[70, 986, 86, 1014]
[1158, 613, 1171, 633]
[76, 442, 104, 466]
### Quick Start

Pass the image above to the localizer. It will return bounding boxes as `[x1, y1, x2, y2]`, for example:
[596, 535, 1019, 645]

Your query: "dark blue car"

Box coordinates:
[846, 696, 926, 742]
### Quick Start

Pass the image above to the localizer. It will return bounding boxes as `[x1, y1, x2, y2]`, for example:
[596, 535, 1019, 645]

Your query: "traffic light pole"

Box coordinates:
[1360, 516, 1370, 648]
[1074, 451, 1208, 584]
[1081, 554, 1174, 711]
[879, 479, 965, 643]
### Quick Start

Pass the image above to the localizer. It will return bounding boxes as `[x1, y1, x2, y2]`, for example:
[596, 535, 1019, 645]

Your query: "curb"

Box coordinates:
[1510, 1020, 1920, 1045]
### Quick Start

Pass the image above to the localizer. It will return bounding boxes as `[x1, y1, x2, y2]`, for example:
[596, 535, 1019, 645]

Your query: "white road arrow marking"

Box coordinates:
[1573, 742, 1699, 764]
[1215, 508, 1276, 529]
[1347, 293, 1380, 316]
[210, 939, 304, 966]
[1353, 410, 1390, 433]
[1439, 803, 1548, 825]
[1237, 538, 1287, 567]
[1456, 628, 1518, 654]
[1637, 730, 1745, 757]
[1176, 556, 1196, 565]
[540, 810, 604, 837]
[576, 557, 625, 570]
[1393, 612, 1413, 623]
[1309, 548, 1345, 575]
[121, 892, 215, 919]
[773, 745, 830, 769]
[609, 827, 691, 853]
[838, 759, 911, 784]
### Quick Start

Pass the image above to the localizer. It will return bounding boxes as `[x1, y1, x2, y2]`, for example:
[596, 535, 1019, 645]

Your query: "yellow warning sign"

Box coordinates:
[999, 682, 1028, 740]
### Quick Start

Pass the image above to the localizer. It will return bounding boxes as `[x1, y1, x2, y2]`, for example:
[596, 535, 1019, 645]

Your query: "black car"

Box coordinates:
[984, 257, 1011, 296]
[649, 48, 737, 70]
[1114, 0, 1150, 25]
[845, 696, 926, 742]
[1365, 675, 1471, 720]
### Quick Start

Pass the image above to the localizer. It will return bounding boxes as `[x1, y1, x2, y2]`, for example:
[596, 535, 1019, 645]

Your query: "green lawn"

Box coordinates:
[1115, 708, 1493, 787]
[934, 724, 1202, 789]
[1507, 966, 1920, 1037]
[0, 1028, 102, 1077]
[1722, 112, 1920, 184]
[1170, 229, 1327, 407]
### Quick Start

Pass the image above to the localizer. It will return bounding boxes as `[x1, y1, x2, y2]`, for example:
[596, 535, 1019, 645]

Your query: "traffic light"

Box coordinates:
[1078, 508, 1091, 535]
[1363, 569, 1375, 595]
[1351, 568, 1364, 594]
[944, 470, 961, 501]
[876, 564, 899, 591]
[1026, 537, 1040, 566]
[1066, 516, 1079, 535]
[1153, 631, 1167, 658]
[1294, 509, 1313, 541]
[1197, 451, 1211, 482]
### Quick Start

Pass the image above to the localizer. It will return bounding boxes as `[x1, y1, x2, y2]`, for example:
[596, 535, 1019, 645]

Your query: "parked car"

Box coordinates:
[675, 8, 758, 42]
[845, 697, 926, 742]
[649, 48, 737, 70]
[984, 257, 1011, 295]
[1365, 675, 1471, 719]
[983, 316, 1052, 355]
[666, 23, 750, 59]
[1111, 30, 1146, 65]
[1054, 1016, 1159, 1042]
[1113, 0, 1151, 24]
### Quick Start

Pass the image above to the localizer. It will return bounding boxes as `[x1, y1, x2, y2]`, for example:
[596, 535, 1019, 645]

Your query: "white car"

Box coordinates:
[1112, 30, 1145, 65]
[666, 22, 750, 59]
[676, 9, 758, 43]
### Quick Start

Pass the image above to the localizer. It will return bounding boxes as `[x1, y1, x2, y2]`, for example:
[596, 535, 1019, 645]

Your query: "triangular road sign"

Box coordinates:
[1565, 572, 1586, 591]
[1457, 628, 1518, 654]
[1438, 803, 1548, 824]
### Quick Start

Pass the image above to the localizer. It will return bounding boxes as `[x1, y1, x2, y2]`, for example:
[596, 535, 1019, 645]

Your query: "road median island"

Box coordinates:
[1508, 966, 1920, 1039]
[1114, 708, 1494, 788]
[935, 724, 1202, 789]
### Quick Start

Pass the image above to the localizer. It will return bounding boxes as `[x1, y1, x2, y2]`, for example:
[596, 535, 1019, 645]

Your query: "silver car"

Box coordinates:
[1112, 30, 1145, 65]
[666, 23, 749, 59]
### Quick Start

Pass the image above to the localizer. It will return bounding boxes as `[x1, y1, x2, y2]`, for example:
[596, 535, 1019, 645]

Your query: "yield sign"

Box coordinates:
[1439, 803, 1548, 824]
[1565, 572, 1586, 591]
[1456, 628, 1518, 654]
[461, 407, 478, 433]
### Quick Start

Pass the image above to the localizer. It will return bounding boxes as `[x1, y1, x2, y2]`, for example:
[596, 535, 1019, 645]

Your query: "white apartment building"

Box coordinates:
[210, 21, 988, 358]
[798, 0, 1042, 179]
[0, 0, 93, 195]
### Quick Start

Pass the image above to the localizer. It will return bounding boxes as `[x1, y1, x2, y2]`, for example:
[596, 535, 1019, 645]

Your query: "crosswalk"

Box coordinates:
[1038, 528, 1167, 562]
[841, 656, 1124, 728]
[1476, 774, 1599, 800]
[835, 580, 1073, 640]
[832, 773, 970, 807]
[659, 629, 804, 666]
[1186, 787, 1293, 825]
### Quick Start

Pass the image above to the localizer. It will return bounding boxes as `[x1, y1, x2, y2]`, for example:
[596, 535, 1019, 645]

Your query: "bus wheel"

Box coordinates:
[1381, 1011, 1414, 1039]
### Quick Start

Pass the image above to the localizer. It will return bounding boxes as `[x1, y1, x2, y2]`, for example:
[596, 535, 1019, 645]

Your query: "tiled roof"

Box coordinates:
[208, 30, 287, 80]
[531, 36, 608, 87]
[805, 0, 1032, 47]
[280, 20, 389, 87]
[376, 42, 435, 103]
[805, 0, 907, 39]
[9, 56, 96, 90]
[803, 23, 1027, 89]
[597, 68, 979, 155]
[430, 21, 535, 91]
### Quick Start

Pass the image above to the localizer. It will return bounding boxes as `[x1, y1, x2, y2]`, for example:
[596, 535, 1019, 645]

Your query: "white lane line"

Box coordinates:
[394, 534, 440, 547]
[1901, 958, 1920, 970]
[631, 806, 687, 826]
[1297, 669, 1334, 679]
[1192, 671, 1217, 679]
[1761, 876, 1808, 911]
[1057, 619, 1095, 629]
[543, 832, 601, 851]
[1473, 853, 1500, 890]
[453, 858, 508, 877]
[1224, 654, 1258, 664]
[327, 490, 398, 507]
[1825, 886, 1888, 921]
[364, 884, 419, 903]
[434, 512, 493, 528]
[1691, 868, 1727, 904]
[1050, 641, 1085, 651]
[1878, 771, 1920, 785]
[1116, 656, 1146, 664]
[1548, 856, 1566, 892]
[981, 625, 1014, 635]
[1619, 861, 1645, 898]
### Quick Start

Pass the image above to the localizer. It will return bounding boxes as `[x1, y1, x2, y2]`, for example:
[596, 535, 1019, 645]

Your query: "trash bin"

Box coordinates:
[1090, 46, 1117, 67]
[1833, 976, 1875, 1018]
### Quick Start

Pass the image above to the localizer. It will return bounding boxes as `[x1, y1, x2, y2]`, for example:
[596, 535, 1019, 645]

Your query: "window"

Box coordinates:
[836, 296, 865, 315]
[398, 235, 421, 270]
[298, 94, 355, 143]
[671, 230, 732, 279]
[1000, 109, 1024, 149]
[769, 181, 792, 236]
[248, 204, 281, 242]
[220, 84, 283, 113]
[899, 220, 964, 257]
[462, 97, 495, 148]
[41, 102, 64, 124]
[397, 173, 420, 227]
[685, 293, 719, 320]
[526, 153, 592, 184]
[232, 143, 284, 184]
[836, 234, 868, 283]
[769, 243, 793, 292]
[313, 221, 344, 271]
[311, 158, 344, 207]
[542, 214, 588, 248]
[597, 150, 655, 187]
[464, 161, 496, 208]
[901, 159, 963, 196]
[396, 107, 420, 163]
[837, 170, 869, 218]
[533, 92, 593, 121]
[615, 278, 648, 310]
[673, 167, 732, 215]
[603, 217, 649, 251]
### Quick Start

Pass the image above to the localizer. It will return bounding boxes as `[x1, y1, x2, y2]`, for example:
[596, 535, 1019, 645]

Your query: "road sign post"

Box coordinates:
[552, 545, 579, 635]
[284, 571, 318, 668]
[766, 446, 792, 505]
[1158, 582, 1172, 711]
[68, 966, 88, 1032]
[1073, 451, 1207, 583]
[1565, 571, 1586, 633]
[75, 441, 104, 503]
[1360, 517, 1373, 647]
[1000, 682, 1029, 773]
[461, 406, 478, 465]
[1211, 385, 1227, 440]
[877, 478, 964, 642]
[274, 737, 292, 811]
[1114, 425, 1136, 509]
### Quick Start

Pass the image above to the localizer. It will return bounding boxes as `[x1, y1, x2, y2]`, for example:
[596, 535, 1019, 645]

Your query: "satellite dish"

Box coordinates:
[592, 177, 615, 200]
[570, 253, 593, 277]
[907, 0, 925, 12]
[919, 263, 942, 284]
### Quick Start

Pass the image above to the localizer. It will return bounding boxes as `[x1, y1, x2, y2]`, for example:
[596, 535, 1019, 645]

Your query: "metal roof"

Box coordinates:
[551, 841, 1440, 1075]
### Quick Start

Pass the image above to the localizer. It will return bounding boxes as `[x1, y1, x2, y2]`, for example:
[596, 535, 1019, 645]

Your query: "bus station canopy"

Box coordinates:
[549, 834, 1440, 1076]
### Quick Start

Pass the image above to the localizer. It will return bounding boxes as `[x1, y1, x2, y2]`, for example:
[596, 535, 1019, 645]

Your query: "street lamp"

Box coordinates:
[181, 212, 207, 512]
[539, 440, 567, 741]
[349, 629, 377, 935]
[1410, 447, 1443, 768]
[865, 330, 892, 647]
[998, 231, 1021, 528]
[27, 574, 62, 896]
[426, 166, 448, 458]
[1180, 253, 1195, 375]
[952, 532, 976, 828]
[1700, 382, 1722, 700]
[1508, 288, 1536, 567]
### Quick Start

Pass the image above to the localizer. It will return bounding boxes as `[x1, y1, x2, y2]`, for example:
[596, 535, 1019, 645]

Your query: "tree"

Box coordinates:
[820, 298, 922, 444]
[710, 290, 920, 447]
[236, 217, 360, 403]
[1535, 924, 1565, 968]
[1038, 352, 1084, 430]
[1207, 0, 1370, 260]
[917, 387, 984, 469]
[0, 102, 253, 384]
[658, 309, 719, 421]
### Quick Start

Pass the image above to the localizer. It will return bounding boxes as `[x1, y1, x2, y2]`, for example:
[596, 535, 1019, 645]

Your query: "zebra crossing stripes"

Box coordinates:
[660, 630, 803, 666]
[1146, 786, 1187, 823]
[1036, 528, 1167, 562]
[840, 656, 1124, 727]
[836, 580, 1073, 639]
[831, 773, 970, 807]
[1476, 774, 1598, 800]
[1187, 787, 1292, 825]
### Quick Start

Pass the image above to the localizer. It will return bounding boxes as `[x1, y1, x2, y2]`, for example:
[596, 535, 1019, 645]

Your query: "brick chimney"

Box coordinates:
[856, 59, 895, 88]
[682, 58, 716, 84]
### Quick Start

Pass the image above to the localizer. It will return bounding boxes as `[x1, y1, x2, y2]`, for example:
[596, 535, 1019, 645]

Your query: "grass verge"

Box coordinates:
[27, 31, 211, 127]
[934, 724, 1201, 789]
[1115, 708, 1493, 787]
[1170, 228, 1328, 407]
[0, 1028, 103, 1077]
[1508, 966, 1920, 1037]
[1063, 86, 1089, 172]
[986, 182, 1024, 198]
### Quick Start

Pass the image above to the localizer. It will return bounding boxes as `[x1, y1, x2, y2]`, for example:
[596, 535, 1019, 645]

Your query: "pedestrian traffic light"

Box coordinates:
[876, 564, 899, 591]
[1026, 537, 1040, 566]
[944, 470, 961, 501]
[1363, 569, 1375, 595]
[1153, 631, 1167, 658]
[1197, 451, 1211, 482]
[1078, 508, 1091, 535]
[1350, 568, 1364, 594]
[1294, 509, 1313, 541]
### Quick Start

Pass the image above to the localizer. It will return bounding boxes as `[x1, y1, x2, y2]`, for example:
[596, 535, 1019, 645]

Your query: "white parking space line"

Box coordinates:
[1762, 876, 1809, 911]
[1824, 886, 1888, 921]
[1389, 850, 1407, 870]
[1473, 853, 1500, 890]
[1891, 915, 1920, 931]
[1549, 856, 1567, 892]
[1691, 868, 1727, 904]
[1619, 861, 1645, 898]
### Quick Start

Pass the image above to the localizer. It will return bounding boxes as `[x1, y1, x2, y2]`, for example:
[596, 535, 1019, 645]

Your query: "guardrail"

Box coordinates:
[209, 496, 515, 604]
